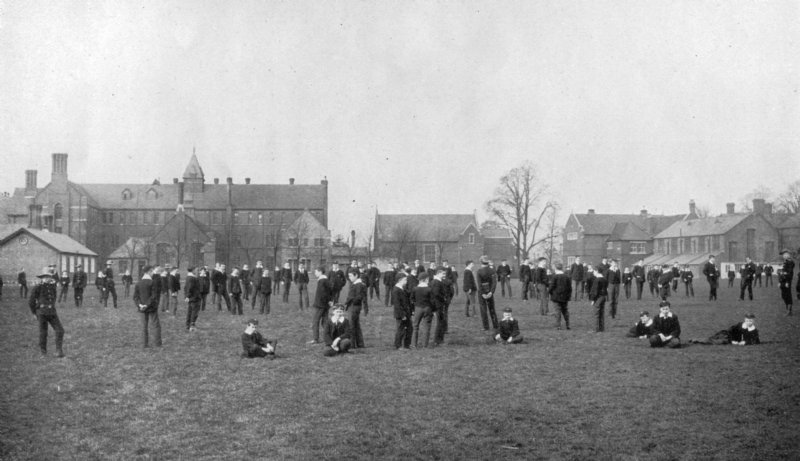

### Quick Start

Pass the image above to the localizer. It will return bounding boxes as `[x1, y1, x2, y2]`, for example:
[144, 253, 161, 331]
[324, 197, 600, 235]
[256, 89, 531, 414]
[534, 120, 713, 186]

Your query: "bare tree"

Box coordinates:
[390, 221, 419, 262]
[776, 180, 800, 214]
[432, 226, 451, 265]
[122, 237, 148, 274]
[265, 219, 284, 268]
[480, 219, 504, 231]
[362, 231, 374, 263]
[485, 162, 556, 263]
[287, 218, 311, 265]
[694, 204, 712, 218]
[738, 185, 773, 212]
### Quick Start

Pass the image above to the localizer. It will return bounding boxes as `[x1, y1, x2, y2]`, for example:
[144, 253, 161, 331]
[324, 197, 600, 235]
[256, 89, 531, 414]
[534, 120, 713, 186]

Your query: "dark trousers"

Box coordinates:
[323, 338, 351, 356]
[200, 294, 208, 311]
[20, 284, 28, 298]
[282, 282, 291, 302]
[216, 287, 231, 311]
[231, 293, 243, 315]
[186, 300, 200, 328]
[350, 305, 364, 348]
[479, 294, 498, 330]
[394, 317, 412, 349]
[434, 309, 446, 344]
[312, 307, 329, 342]
[672, 279, 678, 291]
[37, 312, 64, 354]
[649, 335, 680, 348]
[58, 286, 69, 302]
[649, 282, 657, 297]
[684, 282, 694, 297]
[259, 293, 271, 314]
[593, 296, 606, 332]
[572, 280, 584, 300]
[384, 286, 391, 306]
[123, 283, 131, 298]
[609, 284, 619, 319]
[332, 289, 342, 304]
[739, 280, 753, 300]
[106, 285, 118, 308]
[765, 275, 773, 287]
[412, 306, 433, 348]
[709, 281, 718, 300]
[553, 301, 569, 329]
[465, 290, 476, 316]
[755, 275, 762, 287]
[500, 278, 512, 297]
[297, 283, 309, 309]
[250, 287, 259, 309]
[170, 291, 179, 315]
[624, 282, 631, 299]
[537, 283, 549, 315]
[521, 280, 531, 300]
[74, 287, 84, 307]
[369, 284, 380, 300]
[659, 284, 670, 300]
[728, 278, 735, 288]
[635, 281, 644, 300]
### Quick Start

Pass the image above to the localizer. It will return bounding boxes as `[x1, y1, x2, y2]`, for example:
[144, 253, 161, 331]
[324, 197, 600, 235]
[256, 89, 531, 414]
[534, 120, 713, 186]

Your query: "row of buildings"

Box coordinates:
[0, 153, 514, 281]
[562, 200, 800, 274]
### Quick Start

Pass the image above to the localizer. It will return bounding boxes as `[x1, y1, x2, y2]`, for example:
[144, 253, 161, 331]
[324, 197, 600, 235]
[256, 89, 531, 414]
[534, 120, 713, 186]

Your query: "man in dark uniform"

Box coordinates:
[280, 262, 293, 303]
[229, 268, 244, 315]
[764, 264, 774, 287]
[778, 249, 794, 315]
[308, 266, 333, 344]
[160, 264, 171, 312]
[250, 261, 264, 310]
[272, 265, 281, 293]
[476, 256, 498, 332]
[294, 263, 310, 310]
[184, 267, 202, 331]
[606, 259, 621, 319]
[367, 262, 381, 300]
[57, 270, 70, 303]
[569, 257, 584, 301]
[215, 264, 232, 311]
[682, 266, 694, 297]
[104, 261, 118, 308]
[345, 269, 367, 348]
[727, 268, 736, 288]
[18, 268, 28, 298]
[29, 267, 65, 357]
[383, 264, 396, 307]
[496, 259, 513, 298]
[240, 264, 251, 301]
[330, 262, 347, 303]
[702, 255, 720, 301]
[739, 257, 756, 301]
[519, 259, 531, 302]
[169, 267, 181, 315]
[549, 262, 572, 330]
[589, 267, 608, 332]
[72, 264, 87, 307]
[754, 263, 763, 288]
[134, 265, 161, 349]
[532, 258, 549, 315]
[462, 260, 477, 317]
[199, 267, 210, 311]
[431, 267, 449, 345]
[622, 267, 633, 299]
[392, 272, 412, 350]
[632, 259, 646, 300]
[121, 270, 133, 298]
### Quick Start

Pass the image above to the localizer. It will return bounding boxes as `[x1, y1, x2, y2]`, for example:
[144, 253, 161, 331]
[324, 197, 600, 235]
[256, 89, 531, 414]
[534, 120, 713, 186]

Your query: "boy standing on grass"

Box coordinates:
[29, 267, 65, 357]
[134, 265, 161, 349]
[258, 269, 272, 315]
[626, 311, 655, 339]
[309, 266, 333, 344]
[549, 262, 572, 330]
[241, 319, 277, 358]
[345, 270, 367, 349]
[778, 249, 794, 315]
[57, 270, 70, 303]
[657, 264, 672, 300]
[392, 272, 412, 350]
[323, 306, 352, 356]
[650, 301, 681, 348]
[184, 267, 201, 332]
[229, 268, 244, 316]
[495, 308, 524, 344]
[589, 267, 608, 332]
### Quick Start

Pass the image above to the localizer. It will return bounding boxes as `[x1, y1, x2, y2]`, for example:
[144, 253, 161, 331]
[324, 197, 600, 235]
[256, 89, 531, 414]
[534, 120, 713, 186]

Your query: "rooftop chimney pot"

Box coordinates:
[245, 178, 251, 185]
[214, 178, 219, 184]
[289, 178, 295, 185]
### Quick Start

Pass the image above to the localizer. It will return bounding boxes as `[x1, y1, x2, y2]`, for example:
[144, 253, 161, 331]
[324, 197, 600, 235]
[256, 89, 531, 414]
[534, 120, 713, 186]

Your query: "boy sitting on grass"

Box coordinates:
[649, 301, 681, 348]
[494, 307, 524, 344]
[626, 311, 655, 339]
[324, 305, 353, 357]
[241, 319, 277, 358]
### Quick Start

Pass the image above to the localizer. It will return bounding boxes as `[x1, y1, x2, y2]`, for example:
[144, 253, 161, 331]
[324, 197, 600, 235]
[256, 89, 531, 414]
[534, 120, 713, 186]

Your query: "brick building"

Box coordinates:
[0, 153, 330, 276]
[0, 225, 97, 283]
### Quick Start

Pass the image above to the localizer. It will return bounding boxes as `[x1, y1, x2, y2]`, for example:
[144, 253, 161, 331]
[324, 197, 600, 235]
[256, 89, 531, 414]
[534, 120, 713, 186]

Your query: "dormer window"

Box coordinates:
[122, 189, 133, 200]
[146, 188, 158, 200]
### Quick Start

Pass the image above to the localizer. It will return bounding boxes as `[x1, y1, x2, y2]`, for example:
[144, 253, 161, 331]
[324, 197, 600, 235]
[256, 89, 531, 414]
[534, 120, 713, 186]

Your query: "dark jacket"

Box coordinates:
[345, 280, 366, 309]
[29, 278, 58, 314]
[184, 274, 201, 302]
[323, 319, 352, 345]
[294, 269, 309, 284]
[606, 269, 622, 285]
[519, 264, 531, 283]
[740, 262, 756, 281]
[628, 319, 655, 338]
[476, 265, 496, 294]
[430, 278, 447, 312]
[496, 264, 512, 280]
[653, 313, 681, 338]
[313, 277, 332, 309]
[548, 272, 572, 303]
[242, 331, 269, 357]
[280, 268, 293, 284]
[133, 276, 157, 313]
[532, 267, 548, 285]
[462, 269, 476, 292]
[392, 286, 411, 319]
[259, 276, 272, 295]
[702, 262, 719, 281]
[413, 285, 433, 309]
[728, 323, 760, 345]
[589, 277, 608, 301]
[498, 318, 521, 340]
[72, 270, 87, 289]
[383, 270, 396, 287]
[632, 265, 645, 283]
[569, 263, 584, 282]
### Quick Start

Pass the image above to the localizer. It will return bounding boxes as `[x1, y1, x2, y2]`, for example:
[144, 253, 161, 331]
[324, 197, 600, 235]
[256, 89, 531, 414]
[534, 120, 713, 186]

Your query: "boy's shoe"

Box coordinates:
[270, 340, 278, 355]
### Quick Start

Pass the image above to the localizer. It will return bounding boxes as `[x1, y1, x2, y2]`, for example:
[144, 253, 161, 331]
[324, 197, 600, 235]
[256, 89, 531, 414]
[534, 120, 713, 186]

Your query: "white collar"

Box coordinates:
[353, 279, 363, 285]
[659, 312, 673, 319]
[742, 322, 756, 331]
[142, 274, 152, 280]
[643, 319, 653, 327]
[318, 275, 327, 280]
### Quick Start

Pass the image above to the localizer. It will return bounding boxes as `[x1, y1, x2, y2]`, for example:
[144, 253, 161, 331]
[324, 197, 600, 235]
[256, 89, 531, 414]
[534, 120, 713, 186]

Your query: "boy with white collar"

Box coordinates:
[728, 313, 760, 345]
[323, 306, 352, 356]
[241, 319, 277, 358]
[650, 301, 681, 348]
[626, 311, 655, 339]
[495, 308, 524, 344]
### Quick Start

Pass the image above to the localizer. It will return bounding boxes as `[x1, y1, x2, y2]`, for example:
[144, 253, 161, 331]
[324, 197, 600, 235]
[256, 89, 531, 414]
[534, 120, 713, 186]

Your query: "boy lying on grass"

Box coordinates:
[241, 319, 277, 358]
[625, 311, 655, 339]
[689, 313, 761, 346]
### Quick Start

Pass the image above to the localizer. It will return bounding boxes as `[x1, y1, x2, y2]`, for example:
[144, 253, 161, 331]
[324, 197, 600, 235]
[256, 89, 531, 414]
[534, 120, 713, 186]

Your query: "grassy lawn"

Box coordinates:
[0, 281, 798, 460]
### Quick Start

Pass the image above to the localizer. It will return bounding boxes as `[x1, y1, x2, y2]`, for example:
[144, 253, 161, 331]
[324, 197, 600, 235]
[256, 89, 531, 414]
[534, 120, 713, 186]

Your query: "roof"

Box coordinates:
[0, 188, 33, 217]
[183, 154, 204, 180]
[0, 227, 97, 256]
[608, 222, 650, 241]
[376, 214, 477, 242]
[773, 214, 800, 230]
[285, 210, 327, 235]
[108, 237, 149, 259]
[571, 212, 684, 236]
[643, 253, 710, 266]
[654, 214, 749, 239]
[482, 228, 512, 239]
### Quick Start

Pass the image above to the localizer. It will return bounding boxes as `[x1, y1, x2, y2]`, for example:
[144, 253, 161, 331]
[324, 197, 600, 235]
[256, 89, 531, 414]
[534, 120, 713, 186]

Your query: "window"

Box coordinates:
[303, 238, 309, 246]
[665, 240, 672, 255]
[764, 241, 774, 261]
[233, 212, 239, 224]
[423, 244, 436, 262]
[567, 256, 576, 266]
[212, 212, 221, 225]
[566, 232, 578, 241]
[101, 212, 107, 224]
[677, 238, 685, 254]
[288, 238, 299, 247]
[690, 238, 698, 254]
[138, 211, 144, 224]
[53, 203, 63, 219]
[121, 189, 133, 200]
[153, 211, 160, 224]
[146, 188, 158, 200]
[257, 213, 263, 225]
[112, 234, 119, 247]
[128, 211, 135, 225]
[468, 233, 475, 244]
[606, 241, 614, 250]
[119, 260, 128, 273]
[143, 211, 151, 225]
[314, 238, 324, 247]
[728, 241, 739, 261]
[630, 242, 646, 254]
[268, 212, 274, 224]
[247, 212, 253, 225]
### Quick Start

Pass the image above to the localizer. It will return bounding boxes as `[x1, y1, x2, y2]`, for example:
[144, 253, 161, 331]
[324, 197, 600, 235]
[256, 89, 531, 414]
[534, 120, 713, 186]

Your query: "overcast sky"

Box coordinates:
[1, 1, 798, 239]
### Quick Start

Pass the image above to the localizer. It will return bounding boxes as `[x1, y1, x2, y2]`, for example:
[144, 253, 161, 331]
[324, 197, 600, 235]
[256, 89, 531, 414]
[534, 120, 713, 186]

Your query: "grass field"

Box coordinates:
[1, 280, 798, 460]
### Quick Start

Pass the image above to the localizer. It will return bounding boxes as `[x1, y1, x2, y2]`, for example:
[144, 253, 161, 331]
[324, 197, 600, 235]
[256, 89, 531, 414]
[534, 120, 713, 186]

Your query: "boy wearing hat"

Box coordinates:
[29, 267, 65, 357]
[241, 319, 277, 358]
[778, 249, 794, 315]
[548, 262, 572, 330]
[495, 308, 523, 344]
[72, 264, 87, 307]
[104, 261, 118, 308]
[626, 311, 655, 339]
[650, 301, 681, 348]
[476, 256, 499, 332]
[134, 265, 161, 348]
[58, 270, 70, 303]
[323, 306, 352, 356]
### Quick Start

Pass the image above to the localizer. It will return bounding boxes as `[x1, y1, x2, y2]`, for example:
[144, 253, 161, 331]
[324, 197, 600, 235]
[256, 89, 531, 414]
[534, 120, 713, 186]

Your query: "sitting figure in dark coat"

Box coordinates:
[324, 305, 353, 357]
[649, 301, 681, 348]
[494, 307, 524, 344]
[241, 319, 277, 358]
[626, 311, 655, 339]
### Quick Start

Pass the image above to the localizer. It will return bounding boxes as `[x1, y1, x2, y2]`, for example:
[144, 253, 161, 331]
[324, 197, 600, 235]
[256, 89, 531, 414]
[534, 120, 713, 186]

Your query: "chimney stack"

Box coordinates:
[289, 178, 295, 185]
[178, 182, 185, 205]
[726, 203, 735, 214]
[350, 229, 356, 248]
[587, 209, 595, 215]
[214, 178, 219, 184]
[173, 178, 179, 184]
[765, 203, 773, 215]
[226, 177, 233, 206]
[245, 178, 251, 185]
[640, 209, 647, 217]
[25, 170, 38, 196]
[689, 200, 696, 216]
[752, 198, 765, 215]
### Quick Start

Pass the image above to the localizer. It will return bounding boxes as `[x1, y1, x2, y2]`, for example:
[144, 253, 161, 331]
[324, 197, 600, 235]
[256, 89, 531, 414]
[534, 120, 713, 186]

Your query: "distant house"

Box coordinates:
[0, 225, 98, 282]
[562, 203, 693, 268]
[648, 200, 782, 273]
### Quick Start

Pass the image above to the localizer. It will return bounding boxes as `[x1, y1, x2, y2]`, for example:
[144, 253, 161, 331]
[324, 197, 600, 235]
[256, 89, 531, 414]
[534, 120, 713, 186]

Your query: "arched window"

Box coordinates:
[121, 189, 133, 200]
[53, 203, 63, 219]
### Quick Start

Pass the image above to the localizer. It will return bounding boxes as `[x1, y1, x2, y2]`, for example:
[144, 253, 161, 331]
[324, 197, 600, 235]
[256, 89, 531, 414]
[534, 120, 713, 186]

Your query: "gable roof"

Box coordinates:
[0, 227, 97, 256]
[108, 237, 149, 259]
[376, 214, 477, 242]
[482, 227, 512, 239]
[654, 214, 750, 239]
[285, 209, 327, 235]
[183, 154, 205, 180]
[152, 212, 211, 243]
[608, 222, 650, 241]
[571, 212, 685, 237]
